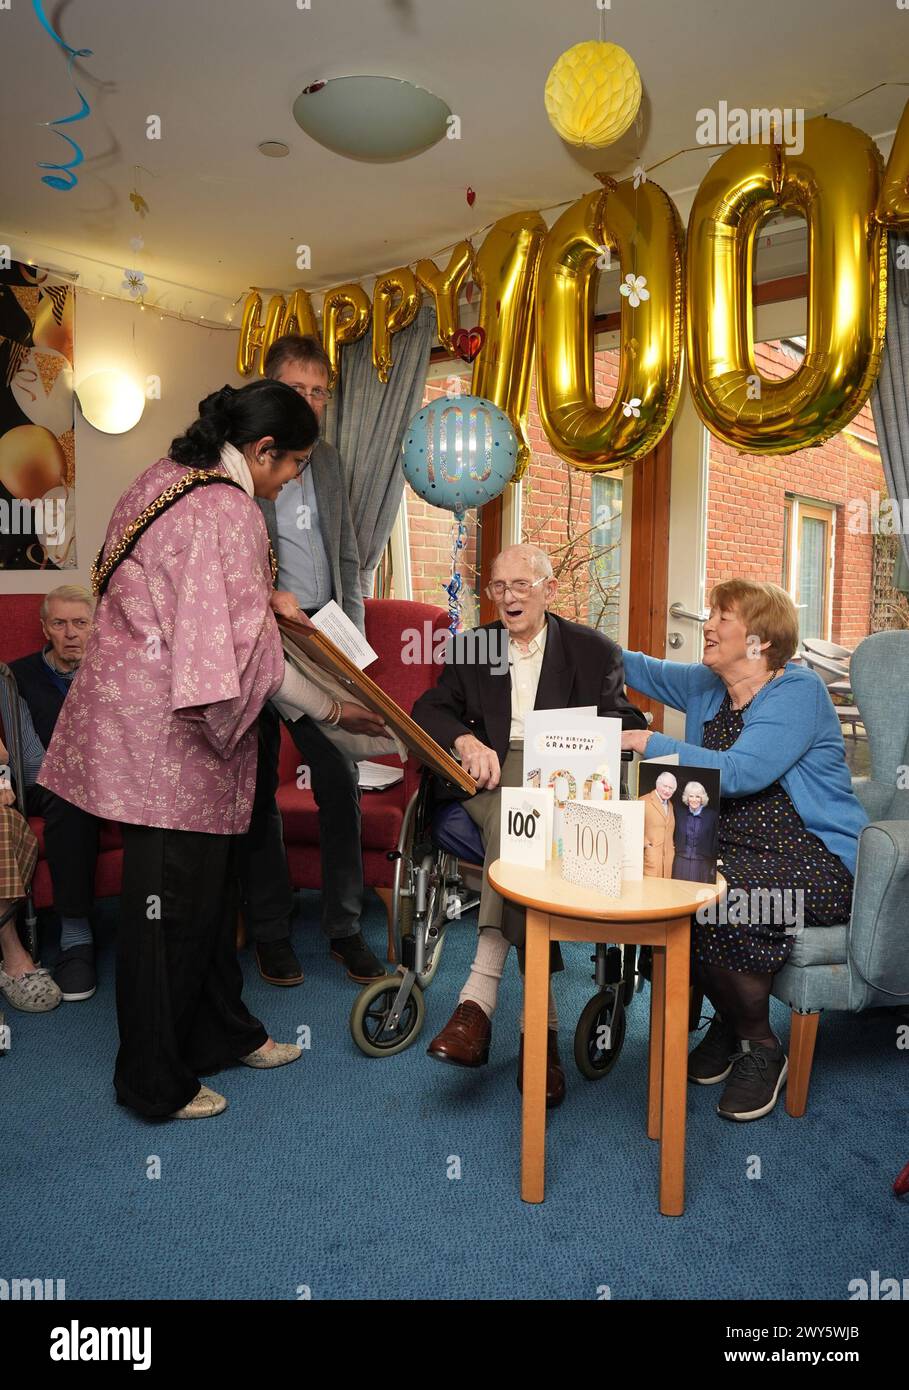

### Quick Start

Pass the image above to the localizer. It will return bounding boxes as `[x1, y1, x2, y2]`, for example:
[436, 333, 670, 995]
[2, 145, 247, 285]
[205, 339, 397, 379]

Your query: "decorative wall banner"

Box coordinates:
[0, 262, 76, 569]
[236, 97, 909, 473]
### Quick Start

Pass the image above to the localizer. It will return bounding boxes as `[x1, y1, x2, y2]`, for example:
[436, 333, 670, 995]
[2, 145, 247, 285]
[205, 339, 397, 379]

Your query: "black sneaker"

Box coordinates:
[716, 1039, 788, 1121]
[329, 932, 384, 982]
[688, 1013, 737, 1084]
[53, 945, 96, 1002]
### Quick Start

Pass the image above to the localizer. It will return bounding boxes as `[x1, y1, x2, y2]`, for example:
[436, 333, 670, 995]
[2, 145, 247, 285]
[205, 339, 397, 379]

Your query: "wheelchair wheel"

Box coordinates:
[350, 974, 426, 1057]
[574, 988, 627, 1079]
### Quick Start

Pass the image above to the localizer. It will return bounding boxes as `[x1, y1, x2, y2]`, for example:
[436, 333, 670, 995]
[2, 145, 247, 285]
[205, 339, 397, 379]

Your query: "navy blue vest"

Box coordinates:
[9, 649, 73, 749]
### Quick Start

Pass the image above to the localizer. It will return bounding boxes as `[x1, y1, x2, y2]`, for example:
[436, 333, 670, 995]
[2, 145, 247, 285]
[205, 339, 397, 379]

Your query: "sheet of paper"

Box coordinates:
[561, 801, 623, 897]
[357, 760, 404, 790]
[310, 600, 378, 670]
[523, 708, 622, 857]
[499, 787, 552, 870]
[603, 799, 645, 881]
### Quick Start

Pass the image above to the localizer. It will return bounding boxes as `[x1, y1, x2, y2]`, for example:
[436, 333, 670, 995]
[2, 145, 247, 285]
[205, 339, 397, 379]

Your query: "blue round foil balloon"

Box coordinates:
[401, 394, 518, 516]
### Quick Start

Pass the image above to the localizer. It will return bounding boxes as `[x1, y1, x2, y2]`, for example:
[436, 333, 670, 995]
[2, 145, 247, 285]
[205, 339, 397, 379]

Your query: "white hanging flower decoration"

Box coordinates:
[121, 269, 147, 300]
[632, 165, 647, 189]
[622, 398, 642, 418]
[129, 235, 145, 253]
[619, 273, 649, 308]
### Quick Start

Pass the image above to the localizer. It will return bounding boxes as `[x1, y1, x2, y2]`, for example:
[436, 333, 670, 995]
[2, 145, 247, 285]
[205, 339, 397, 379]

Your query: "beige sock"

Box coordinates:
[519, 987, 559, 1032]
[459, 927, 510, 1020]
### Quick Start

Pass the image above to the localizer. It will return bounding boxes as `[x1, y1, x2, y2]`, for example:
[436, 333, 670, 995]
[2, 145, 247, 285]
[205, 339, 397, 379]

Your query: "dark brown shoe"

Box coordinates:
[517, 1029, 566, 1108]
[426, 1001, 491, 1068]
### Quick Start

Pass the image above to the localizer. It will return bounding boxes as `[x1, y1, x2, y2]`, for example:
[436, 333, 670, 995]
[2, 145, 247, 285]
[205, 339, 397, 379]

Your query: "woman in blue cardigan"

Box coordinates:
[621, 580, 867, 1123]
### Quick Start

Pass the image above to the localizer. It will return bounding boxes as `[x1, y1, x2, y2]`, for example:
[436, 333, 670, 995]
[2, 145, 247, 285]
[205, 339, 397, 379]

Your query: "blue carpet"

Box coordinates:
[2, 892, 905, 1301]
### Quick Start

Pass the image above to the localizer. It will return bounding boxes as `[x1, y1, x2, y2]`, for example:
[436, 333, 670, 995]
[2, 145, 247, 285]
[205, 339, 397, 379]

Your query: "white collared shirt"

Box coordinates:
[508, 619, 548, 741]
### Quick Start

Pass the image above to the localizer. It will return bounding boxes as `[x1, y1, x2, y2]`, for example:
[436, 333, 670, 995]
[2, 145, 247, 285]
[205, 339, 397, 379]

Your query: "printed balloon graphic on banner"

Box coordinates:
[0, 262, 77, 569]
[9, 346, 74, 437]
[401, 395, 517, 517]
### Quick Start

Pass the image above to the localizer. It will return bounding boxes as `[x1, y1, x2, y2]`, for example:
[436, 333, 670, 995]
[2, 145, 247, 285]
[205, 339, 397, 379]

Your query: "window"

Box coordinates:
[589, 473, 623, 638]
[782, 496, 834, 641]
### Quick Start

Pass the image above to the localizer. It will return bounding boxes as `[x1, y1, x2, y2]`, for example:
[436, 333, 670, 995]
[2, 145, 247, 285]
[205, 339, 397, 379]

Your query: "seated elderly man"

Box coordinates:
[9, 585, 100, 1003]
[412, 543, 646, 1107]
[621, 579, 868, 1123]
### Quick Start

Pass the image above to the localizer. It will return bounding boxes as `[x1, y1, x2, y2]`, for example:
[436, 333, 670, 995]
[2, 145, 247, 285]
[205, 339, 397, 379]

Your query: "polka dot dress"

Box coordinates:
[694, 692, 854, 975]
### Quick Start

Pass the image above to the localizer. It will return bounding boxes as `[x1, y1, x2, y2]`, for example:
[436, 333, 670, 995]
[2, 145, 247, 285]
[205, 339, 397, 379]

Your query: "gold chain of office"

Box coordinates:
[90, 469, 279, 597]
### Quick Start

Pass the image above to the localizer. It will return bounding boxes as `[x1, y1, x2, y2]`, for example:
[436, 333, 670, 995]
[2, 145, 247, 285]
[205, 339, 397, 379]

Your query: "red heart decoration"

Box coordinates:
[452, 326, 485, 364]
[466, 186, 476, 207]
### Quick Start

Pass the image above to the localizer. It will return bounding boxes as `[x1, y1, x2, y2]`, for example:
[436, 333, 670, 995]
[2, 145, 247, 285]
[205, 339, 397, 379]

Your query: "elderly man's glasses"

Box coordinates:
[485, 576, 548, 600]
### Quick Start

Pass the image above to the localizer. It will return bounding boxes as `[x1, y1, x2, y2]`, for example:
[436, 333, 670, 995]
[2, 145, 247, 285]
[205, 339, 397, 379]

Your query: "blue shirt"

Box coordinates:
[622, 651, 868, 875]
[274, 467, 333, 610]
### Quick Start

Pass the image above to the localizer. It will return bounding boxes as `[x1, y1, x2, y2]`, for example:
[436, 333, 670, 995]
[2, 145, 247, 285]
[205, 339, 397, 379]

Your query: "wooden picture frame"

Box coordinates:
[277, 616, 477, 795]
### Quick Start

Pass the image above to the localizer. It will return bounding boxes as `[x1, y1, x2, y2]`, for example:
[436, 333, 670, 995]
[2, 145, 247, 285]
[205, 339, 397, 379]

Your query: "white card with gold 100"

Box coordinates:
[499, 787, 553, 870]
[561, 800, 624, 897]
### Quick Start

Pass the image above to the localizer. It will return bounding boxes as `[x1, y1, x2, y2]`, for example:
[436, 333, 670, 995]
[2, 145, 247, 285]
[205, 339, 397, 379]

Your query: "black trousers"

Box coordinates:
[236, 703, 363, 943]
[114, 824, 267, 1117]
[26, 784, 99, 918]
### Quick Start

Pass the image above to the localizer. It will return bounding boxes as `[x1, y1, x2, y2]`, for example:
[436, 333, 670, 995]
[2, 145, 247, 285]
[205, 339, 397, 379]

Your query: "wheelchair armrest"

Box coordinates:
[849, 819, 909, 997]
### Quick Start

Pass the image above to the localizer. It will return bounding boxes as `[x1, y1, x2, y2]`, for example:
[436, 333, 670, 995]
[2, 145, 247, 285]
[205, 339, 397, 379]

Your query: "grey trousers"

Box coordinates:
[463, 743, 563, 970]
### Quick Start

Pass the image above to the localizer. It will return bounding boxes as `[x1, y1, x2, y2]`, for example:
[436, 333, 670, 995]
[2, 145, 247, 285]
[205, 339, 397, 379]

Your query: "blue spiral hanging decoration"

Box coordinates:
[444, 514, 469, 634]
[32, 0, 94, 191]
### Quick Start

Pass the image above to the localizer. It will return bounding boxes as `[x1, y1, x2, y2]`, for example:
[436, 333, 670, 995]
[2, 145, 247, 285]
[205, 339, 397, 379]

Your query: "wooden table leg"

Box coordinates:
[521, 908, 550, 1203]
[647, 941, 665, 1141]
[659, 915, 690, 1217]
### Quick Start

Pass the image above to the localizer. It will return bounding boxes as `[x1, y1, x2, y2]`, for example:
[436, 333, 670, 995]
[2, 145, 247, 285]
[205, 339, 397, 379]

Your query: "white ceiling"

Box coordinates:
[0, 0, 905, 320]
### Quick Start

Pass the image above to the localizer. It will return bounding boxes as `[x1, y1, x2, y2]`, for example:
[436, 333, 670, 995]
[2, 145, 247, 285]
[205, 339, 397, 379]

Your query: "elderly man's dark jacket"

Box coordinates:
[411, 612, 647, 801]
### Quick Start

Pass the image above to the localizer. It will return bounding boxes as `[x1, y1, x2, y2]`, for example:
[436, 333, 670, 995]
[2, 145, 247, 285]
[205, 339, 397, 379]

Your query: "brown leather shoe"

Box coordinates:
[426, 1001, 491, 1068]
[517, 1029, 566, 1108]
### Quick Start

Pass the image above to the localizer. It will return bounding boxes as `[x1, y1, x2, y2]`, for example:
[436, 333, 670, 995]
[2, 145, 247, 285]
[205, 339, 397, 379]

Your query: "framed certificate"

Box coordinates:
[277, 616, 477, 796]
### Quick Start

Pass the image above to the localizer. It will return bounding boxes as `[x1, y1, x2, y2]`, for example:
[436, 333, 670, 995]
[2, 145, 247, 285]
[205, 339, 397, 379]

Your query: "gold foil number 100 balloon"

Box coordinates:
[535, 180, 685, 470]
[686, 116, 886, 453]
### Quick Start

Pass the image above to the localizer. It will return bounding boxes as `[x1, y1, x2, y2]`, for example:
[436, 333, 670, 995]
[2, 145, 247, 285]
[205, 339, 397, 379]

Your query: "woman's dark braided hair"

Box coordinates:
[169, 378, 318, 468]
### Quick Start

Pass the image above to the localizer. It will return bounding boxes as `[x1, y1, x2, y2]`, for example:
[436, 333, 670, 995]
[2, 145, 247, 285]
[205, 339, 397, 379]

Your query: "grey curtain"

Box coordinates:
[325, 301, 436, 592]
[871, 233, 909, 571]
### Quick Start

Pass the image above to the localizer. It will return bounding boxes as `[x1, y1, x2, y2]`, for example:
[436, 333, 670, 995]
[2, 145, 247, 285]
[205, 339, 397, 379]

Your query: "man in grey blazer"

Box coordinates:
[236, 334, 385, 986]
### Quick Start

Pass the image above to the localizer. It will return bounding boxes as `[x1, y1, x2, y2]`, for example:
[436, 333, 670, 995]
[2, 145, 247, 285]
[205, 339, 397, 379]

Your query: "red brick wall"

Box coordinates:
[705, 341, 885, 647]
[406, 352, 622, 625]
[405, 339, 885, 646]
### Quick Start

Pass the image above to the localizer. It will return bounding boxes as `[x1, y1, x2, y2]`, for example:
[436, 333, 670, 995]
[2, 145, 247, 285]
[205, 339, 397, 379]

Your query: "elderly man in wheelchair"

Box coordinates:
[403, 543, 647, 1107]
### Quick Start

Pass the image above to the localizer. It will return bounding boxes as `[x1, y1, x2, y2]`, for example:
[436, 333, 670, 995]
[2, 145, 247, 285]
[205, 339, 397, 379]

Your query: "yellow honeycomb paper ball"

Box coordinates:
[545, 40, 642, 149]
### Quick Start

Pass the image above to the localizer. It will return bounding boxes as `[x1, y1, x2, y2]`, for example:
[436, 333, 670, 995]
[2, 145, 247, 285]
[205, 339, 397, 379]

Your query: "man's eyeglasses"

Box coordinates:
[292, 385, 332, 403]
[484, 576, 548, 601]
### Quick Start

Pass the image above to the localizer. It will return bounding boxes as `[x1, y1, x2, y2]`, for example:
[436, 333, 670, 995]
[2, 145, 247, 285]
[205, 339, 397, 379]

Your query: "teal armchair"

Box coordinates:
[772, 630, 909, 1115]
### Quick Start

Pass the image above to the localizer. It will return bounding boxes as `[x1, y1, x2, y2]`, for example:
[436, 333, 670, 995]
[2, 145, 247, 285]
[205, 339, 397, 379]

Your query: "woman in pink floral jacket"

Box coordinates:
[38, 380, 369, 1119]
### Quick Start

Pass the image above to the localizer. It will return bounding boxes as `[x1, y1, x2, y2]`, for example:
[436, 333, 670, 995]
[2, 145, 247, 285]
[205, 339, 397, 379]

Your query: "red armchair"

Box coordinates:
[0, 593, 450, 959]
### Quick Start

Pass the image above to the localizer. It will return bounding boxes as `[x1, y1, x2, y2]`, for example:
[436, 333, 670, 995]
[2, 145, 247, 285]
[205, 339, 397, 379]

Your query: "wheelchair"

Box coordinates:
[349, 753, 646, 1074]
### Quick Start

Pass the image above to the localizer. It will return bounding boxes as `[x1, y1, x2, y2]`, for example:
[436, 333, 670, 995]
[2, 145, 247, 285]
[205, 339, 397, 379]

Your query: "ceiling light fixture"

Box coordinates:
[292, 75, 451, 161]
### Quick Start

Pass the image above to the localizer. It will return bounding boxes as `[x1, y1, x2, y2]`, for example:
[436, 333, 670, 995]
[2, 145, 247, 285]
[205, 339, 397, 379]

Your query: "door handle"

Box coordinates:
[669, 602, 708, 623]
